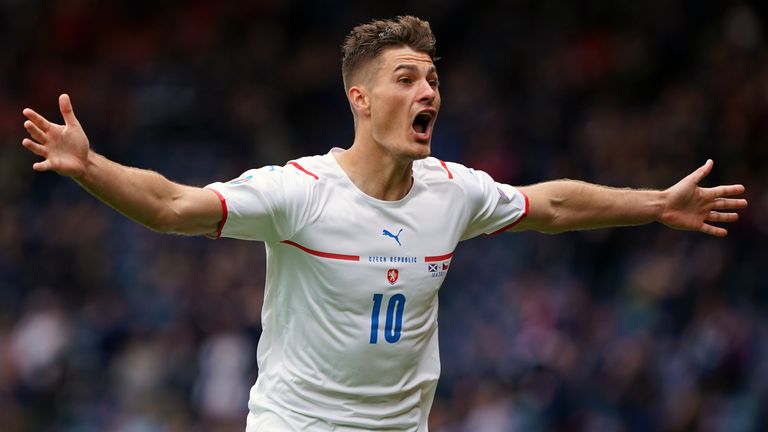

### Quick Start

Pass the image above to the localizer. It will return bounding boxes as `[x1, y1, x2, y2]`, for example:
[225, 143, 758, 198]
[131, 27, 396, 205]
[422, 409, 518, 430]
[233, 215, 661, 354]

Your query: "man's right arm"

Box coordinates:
[22, 94, 222, 236]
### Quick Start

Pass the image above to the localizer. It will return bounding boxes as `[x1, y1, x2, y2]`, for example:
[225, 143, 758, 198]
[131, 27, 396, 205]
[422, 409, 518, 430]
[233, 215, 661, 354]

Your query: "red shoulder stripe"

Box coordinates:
[425, 252, 454, 262]
[439, 160, 454, 179]
[287, 161, 319, 179]
[280, 240, 360, 261]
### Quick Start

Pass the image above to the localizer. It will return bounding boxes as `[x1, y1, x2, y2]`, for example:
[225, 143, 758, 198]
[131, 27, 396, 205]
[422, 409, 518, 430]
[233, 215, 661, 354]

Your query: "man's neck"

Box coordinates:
[334, 139, 414, 201]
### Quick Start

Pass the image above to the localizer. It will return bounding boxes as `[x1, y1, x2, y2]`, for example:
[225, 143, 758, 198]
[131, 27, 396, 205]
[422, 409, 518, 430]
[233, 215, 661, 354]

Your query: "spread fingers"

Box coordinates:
[706, 211, 738, 223]
[712, 198, 748, 210]
[24, 120, 47, 143]
[22, 108, 52, 132]
[22, 138, 48, 157]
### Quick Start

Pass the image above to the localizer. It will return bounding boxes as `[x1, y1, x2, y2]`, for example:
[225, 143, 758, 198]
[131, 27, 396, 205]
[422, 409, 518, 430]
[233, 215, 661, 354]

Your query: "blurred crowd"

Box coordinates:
[1, 1, 766, 431]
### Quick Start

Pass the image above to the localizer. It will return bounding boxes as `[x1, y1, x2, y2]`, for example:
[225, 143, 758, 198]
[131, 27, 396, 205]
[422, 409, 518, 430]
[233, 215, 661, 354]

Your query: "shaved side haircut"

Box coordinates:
[341, 15, 437, 91]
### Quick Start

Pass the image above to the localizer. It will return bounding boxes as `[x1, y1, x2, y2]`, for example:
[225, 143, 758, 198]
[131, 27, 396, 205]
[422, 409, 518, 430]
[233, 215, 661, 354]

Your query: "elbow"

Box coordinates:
[144, 205, 185, 234]
[533, 199, 567, 234]
[144, 215, 178, 234]
[539, 226, 565, 235]
[521, 211, 565, 234]
[537, 217, 566, 234]
[149, 218, 200, 236]
[150, 199, 216, 236]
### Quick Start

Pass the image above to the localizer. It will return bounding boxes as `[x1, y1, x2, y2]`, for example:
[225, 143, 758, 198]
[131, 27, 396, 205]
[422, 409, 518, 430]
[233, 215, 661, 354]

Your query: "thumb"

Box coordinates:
[59, 93, 80, 127]
[689, 159, 713, 184]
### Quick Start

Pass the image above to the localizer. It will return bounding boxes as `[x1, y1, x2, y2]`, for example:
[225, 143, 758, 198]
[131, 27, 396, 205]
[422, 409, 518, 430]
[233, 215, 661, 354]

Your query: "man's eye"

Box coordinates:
[398, 77, 412, 84]
[429, 80, 440, 88]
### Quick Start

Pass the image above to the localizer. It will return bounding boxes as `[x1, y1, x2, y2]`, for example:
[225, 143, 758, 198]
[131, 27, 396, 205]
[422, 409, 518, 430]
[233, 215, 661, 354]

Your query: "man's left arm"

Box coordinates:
[513, 160, 747, 237]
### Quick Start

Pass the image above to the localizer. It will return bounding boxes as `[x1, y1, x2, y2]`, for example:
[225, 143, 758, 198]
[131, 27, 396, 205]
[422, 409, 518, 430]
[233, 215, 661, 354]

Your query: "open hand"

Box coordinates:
[22, 94, 90, 178]
[660, 159, 748, 237]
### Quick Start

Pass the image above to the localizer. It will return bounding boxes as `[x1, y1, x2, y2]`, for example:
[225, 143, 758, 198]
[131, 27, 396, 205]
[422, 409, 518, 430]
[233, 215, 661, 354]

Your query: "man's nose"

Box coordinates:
[417, 79, 437, 103]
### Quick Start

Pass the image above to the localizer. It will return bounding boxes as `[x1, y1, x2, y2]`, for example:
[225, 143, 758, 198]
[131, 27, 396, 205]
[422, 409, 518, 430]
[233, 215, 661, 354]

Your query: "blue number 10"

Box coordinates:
[370, 293, 406, 344]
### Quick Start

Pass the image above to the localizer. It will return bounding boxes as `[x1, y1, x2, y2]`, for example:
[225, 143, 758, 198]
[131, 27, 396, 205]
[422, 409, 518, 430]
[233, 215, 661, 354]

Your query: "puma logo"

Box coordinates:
[382, 229, 403, 246]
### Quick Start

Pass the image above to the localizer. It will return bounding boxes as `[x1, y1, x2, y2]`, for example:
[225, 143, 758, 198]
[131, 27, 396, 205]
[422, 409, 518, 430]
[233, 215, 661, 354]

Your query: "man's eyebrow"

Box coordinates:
[393, 64, 437, 74]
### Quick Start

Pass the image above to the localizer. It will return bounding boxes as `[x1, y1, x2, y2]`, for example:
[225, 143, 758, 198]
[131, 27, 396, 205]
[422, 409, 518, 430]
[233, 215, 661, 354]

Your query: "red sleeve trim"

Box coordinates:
[488, 189, 530, 235]
[287, 161, 319, 180]
[280, 240, 360, 261]
[439, 160, 454, 179]
[425, 252, 454, 262]
[209, 188, 228, 239]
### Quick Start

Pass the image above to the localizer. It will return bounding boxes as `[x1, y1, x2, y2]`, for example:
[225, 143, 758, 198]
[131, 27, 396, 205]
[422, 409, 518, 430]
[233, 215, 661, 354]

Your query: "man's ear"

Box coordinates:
[348, 85, 371, 118]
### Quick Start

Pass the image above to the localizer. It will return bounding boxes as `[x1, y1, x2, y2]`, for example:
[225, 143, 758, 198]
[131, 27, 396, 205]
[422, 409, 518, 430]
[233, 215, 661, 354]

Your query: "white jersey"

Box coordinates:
[206, 148, 528, 431]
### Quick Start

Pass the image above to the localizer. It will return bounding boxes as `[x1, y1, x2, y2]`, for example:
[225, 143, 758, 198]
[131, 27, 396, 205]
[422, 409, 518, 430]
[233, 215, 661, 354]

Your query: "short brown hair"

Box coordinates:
[341, 16, 437, 91]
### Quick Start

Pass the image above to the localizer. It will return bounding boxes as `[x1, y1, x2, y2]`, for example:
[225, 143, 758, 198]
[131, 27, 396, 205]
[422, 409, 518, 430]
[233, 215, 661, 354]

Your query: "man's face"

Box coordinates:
[364, 46, 440, 161]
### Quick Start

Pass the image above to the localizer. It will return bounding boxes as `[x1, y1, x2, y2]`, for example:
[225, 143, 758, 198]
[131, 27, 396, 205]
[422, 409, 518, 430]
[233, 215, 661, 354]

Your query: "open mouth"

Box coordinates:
[411, 110, 435, 139]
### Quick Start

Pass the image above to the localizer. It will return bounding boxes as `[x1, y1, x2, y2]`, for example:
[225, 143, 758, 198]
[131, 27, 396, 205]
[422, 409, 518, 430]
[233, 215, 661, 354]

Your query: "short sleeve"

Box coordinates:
[453, 164, 529, 241]
[205, 165, 313, 242]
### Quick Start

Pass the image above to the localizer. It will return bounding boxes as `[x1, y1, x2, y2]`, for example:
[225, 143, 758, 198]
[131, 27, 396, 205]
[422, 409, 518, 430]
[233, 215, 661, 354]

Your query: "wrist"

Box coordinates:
[653, 189, 670, 224]
[73, 150, 98, 183]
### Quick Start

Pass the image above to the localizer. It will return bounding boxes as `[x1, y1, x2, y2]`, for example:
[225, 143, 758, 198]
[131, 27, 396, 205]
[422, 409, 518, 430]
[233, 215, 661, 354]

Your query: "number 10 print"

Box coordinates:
[370, 293, 406, 344]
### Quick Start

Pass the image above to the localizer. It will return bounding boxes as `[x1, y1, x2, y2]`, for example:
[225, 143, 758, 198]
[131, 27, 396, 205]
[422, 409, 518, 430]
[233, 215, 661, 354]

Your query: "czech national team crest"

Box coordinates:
[387, 269, 399, 285]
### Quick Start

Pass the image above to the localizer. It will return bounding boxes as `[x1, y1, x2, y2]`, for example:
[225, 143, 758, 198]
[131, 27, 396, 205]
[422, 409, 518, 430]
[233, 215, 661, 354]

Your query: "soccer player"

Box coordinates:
[21, 15, 746, 432]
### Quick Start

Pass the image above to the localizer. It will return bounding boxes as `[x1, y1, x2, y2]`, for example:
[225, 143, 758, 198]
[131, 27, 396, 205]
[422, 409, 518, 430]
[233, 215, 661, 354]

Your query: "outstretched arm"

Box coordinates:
[22, 94, 222, 235]
[513, 160, 747, 237]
